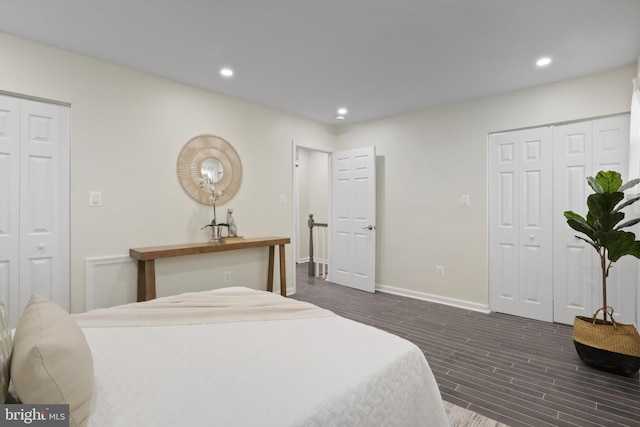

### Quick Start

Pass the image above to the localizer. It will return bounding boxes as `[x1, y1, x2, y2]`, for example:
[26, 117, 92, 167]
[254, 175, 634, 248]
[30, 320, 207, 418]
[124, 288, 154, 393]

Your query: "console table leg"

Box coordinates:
[137, 260, 156, 302]
[279, 244, 286, 296]
[267, 245, 275, 292]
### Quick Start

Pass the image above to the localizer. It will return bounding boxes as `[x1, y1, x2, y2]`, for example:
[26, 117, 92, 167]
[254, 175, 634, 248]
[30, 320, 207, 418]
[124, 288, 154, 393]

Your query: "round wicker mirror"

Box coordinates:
[177, 134, 242, 206]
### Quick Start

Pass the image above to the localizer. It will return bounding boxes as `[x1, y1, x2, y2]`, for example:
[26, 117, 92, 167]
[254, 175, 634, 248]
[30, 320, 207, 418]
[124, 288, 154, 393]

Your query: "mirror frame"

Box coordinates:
[177, 134, 242, 206]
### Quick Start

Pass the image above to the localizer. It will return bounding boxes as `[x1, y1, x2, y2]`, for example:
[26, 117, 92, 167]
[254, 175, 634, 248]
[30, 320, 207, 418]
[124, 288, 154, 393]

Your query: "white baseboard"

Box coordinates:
[297, 257, 327, 264]
[376, 284, 491, 314]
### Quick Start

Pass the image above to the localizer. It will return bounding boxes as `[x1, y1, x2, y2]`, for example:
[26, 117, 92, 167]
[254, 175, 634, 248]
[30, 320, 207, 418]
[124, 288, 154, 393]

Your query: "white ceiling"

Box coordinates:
[1, 0, 639, 125]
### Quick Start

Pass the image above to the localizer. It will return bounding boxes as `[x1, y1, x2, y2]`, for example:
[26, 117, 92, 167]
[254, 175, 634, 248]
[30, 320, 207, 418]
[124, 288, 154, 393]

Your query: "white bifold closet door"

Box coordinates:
[553, 115, 634, 325]
[0, 94, 70, 327]
[489, 127, 554, 322]
[490, 114, 633, 325]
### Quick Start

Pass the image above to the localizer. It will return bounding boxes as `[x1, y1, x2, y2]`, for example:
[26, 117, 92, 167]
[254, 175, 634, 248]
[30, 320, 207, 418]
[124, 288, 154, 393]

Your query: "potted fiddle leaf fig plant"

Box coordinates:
[564, 170, 640, 376]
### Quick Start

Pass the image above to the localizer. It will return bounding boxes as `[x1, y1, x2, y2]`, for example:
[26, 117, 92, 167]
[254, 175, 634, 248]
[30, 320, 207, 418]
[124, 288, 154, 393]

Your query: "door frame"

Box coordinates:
[291, 141, 333, 294]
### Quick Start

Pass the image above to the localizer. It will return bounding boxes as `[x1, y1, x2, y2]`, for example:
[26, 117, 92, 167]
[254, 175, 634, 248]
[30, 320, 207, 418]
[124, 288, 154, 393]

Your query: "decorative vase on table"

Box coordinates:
[564, 170, 640, 376]
[199, 172, 226, 244]
[210, 225, 221, 244]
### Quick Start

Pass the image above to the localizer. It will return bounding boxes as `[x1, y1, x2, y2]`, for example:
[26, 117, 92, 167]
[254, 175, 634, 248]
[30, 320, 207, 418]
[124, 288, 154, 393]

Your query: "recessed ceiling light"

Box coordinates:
[220, 67, 234, 77]
[536, 57, 552, 67]
[337, 107, 348, 115]
[336, 115, 345, 120]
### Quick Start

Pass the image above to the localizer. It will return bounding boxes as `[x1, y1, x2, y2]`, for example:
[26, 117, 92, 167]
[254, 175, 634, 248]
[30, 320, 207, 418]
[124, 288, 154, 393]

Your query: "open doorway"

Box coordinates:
[292, 143, 377, 295]
[293, 144, 331, 293]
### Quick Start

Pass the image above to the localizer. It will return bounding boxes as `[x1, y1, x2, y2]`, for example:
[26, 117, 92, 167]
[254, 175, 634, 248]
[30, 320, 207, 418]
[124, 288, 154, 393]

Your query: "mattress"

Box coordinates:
[77, 287, 449, 427]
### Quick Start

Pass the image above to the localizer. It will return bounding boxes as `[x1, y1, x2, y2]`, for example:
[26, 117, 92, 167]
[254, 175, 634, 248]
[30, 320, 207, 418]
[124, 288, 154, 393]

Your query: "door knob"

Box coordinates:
[37, 243, 45, 249]
[363, 225, 375, 230]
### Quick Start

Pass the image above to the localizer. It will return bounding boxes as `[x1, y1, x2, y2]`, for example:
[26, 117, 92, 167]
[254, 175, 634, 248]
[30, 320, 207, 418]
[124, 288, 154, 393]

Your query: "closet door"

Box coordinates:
[592, 116, 634, 323]
[518, 127, 553, 321]
[489, 131, 519, 317]
[553, 115, 633, 325]
[553, 121, 593, 325]
[0, 94, 69, 327]
[0, 96, 21, 326]
[489, 127, 553, 322]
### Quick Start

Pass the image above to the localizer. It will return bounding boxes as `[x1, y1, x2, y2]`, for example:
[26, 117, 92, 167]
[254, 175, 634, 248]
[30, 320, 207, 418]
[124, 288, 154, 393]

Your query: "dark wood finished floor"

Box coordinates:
[291, 263, 640, 427]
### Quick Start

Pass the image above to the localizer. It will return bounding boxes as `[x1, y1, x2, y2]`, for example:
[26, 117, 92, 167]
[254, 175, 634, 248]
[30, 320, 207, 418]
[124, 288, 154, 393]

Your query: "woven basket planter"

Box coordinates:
[573, 311, 640, 376]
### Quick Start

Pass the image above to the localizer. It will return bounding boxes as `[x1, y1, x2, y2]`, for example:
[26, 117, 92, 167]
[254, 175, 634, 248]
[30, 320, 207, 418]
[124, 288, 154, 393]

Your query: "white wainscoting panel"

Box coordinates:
[85, 255, 136, 311]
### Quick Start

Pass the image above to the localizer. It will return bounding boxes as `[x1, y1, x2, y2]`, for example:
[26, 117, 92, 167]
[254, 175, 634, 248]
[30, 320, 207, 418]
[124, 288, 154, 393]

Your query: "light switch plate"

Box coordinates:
[89, 191, 102, 207]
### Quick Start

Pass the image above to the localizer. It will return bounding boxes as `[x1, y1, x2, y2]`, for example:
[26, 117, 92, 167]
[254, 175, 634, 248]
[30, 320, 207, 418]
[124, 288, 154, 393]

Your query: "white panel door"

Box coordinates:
[489, 128, 553, 322]
[0, 96, 21, 326]
[553, 121, 594, 325]
[0, 95, 69, 327]
[19, 99, 70, 315]
[553, 115, 633, 325]
[330, 146, 376, 292]
[591, 115, 634, 324]
[517, 127, 553, 321]
[489, 132, 519, 315]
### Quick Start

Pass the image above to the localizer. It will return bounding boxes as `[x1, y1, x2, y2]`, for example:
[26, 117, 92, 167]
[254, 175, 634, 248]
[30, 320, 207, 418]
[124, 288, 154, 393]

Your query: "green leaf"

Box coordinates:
[606, 231, 638, 262]
[595, 230, 624, 249]
[586, 192, 624, 219]
[619, 178, 640, 193]
[594, 211, 625, 232]
[564, 210, 586, 222]
[564, 211, 596, 240]
[616, 217, 640, 230]
[587, 176, 603, 193]
[595, 170, 622, 193]
[574, 235, 600, 252]
[627, 241, 640, 259]
[613, 195, 640, 212]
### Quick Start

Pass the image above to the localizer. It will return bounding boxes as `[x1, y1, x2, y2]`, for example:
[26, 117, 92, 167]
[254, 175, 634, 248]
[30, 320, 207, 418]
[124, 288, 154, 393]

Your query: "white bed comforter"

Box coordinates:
[77, 288, 449, 427]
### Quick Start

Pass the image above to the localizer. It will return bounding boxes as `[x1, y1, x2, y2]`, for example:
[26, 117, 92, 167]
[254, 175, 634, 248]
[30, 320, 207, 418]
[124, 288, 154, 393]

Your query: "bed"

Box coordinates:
[2, 287, 449, 427]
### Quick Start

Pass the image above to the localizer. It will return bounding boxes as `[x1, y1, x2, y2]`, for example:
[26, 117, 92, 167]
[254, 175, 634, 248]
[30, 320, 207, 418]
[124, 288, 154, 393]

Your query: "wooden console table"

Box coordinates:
[129, 237, 290, 301]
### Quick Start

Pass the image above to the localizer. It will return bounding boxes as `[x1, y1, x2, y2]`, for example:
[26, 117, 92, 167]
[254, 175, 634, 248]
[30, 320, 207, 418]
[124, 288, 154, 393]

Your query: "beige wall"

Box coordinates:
[2, 31, 636, 312]
[335, 65, 636, 305]
[0, 33, 336, 312]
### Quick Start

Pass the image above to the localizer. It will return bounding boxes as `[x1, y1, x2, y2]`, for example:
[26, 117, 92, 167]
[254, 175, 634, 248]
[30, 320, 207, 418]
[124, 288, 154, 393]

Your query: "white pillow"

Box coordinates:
[0, 302, 11, 403]
[11, 295, 93, 427]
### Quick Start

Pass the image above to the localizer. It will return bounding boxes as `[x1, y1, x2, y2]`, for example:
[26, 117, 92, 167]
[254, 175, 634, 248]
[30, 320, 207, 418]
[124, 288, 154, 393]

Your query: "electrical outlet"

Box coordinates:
[279, 195, 286, 205]
[436, 266, 445, 277]
[461, 194, 470, 206]
[224, 271, 231, 282]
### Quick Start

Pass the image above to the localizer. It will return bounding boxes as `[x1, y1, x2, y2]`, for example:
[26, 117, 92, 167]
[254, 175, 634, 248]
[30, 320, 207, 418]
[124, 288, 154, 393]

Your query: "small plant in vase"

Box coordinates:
[198, 173, 228, 243]
[564, 170, 640, 375]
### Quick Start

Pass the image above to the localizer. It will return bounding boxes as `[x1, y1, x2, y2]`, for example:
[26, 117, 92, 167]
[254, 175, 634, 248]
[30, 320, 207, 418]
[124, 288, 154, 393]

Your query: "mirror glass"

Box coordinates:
[201, 157, 224, 183]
